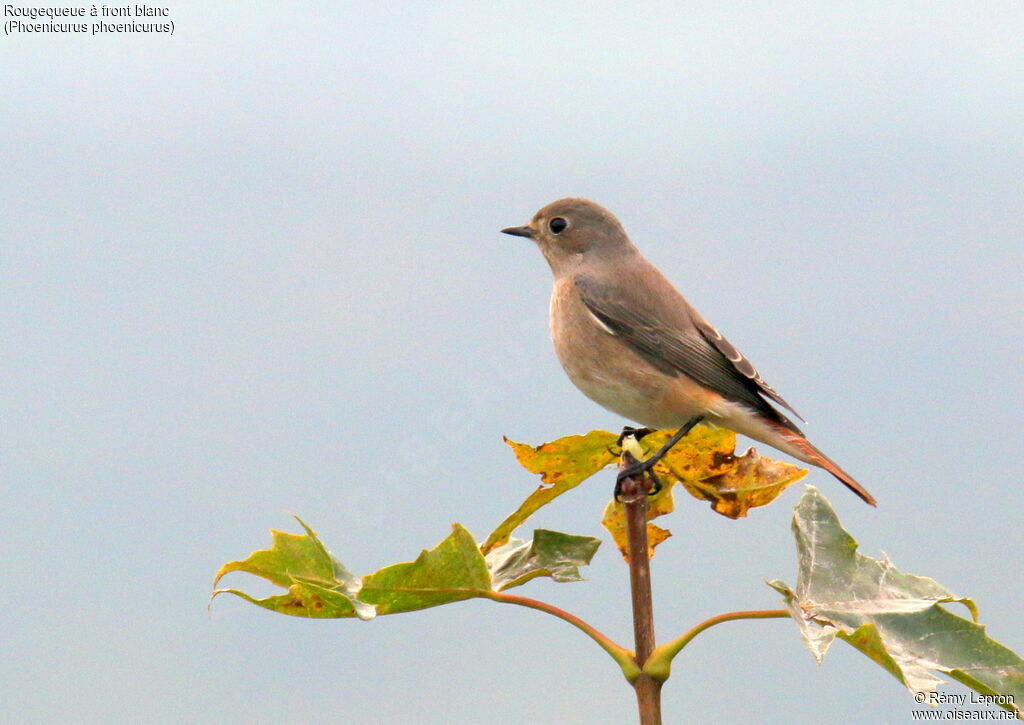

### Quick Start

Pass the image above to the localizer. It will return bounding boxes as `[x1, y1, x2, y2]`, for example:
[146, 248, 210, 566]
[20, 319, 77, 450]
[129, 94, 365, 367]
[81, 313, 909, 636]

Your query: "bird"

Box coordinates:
[502, 198, 876, 506]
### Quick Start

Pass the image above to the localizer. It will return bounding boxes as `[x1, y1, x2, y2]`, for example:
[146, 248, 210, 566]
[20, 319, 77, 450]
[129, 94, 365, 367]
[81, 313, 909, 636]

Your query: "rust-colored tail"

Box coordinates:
[783, 432, 877, 507]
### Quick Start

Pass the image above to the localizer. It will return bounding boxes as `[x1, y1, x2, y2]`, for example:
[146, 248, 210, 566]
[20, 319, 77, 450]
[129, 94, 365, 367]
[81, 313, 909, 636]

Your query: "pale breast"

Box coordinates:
[548, 277, 712, 428]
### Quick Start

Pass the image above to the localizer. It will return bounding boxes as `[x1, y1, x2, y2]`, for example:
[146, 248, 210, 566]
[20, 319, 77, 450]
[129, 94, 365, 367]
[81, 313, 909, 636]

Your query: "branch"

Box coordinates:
[619, 450, 663, 725]
[482, 590, 641, 682]
[644, 609, 791, 681]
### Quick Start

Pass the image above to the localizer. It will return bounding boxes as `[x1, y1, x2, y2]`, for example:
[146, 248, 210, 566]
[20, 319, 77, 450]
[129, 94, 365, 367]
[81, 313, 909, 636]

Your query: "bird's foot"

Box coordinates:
[613, 416, 705, 501]
[614, 457, 663, 500]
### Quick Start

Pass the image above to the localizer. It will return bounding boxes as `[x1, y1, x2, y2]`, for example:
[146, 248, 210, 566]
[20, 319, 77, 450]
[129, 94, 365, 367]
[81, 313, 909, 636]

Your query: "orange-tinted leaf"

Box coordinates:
[601, 425, 806, 558]
[682, 447, 807, 519]
[645, 524, 672, 554]
[601, 479, 676, 561]
[601, 424, 732, 560]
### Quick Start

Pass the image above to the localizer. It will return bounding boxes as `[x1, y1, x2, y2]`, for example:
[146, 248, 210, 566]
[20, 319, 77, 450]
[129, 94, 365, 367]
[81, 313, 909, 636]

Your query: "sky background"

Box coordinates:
[3, 2, 1022, 723]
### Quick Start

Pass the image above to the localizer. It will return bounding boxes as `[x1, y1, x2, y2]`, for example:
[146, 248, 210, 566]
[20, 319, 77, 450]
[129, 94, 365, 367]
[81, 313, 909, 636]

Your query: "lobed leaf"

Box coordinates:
[357, 524, 492, 614]
[482, 431, 619, 553]
[682, 447, 807, 519]
[770, 486, 1024, 718]
[212, 516, 375, 620]
[214, 520, 600, 619]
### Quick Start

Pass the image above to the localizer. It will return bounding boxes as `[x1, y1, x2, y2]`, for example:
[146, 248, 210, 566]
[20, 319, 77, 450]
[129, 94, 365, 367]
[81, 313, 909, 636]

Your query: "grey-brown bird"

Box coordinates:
[502, 198, 876, 506]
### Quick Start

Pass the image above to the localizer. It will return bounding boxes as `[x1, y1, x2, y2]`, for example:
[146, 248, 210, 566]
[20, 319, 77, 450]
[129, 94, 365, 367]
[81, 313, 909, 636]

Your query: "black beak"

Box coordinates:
[501, 225, 535, 238]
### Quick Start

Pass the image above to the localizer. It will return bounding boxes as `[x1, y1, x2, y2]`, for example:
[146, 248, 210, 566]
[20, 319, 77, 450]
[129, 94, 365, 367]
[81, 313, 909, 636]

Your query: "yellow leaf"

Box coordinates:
[600, 424, 808, 558]
[482, 431, 619, 553]
[681, 447, 808, 519]
[504, 431, 620, 485]
[601, 479, 676, 561]
[640, 425, 739, 485]
[646, 524, 673, 554]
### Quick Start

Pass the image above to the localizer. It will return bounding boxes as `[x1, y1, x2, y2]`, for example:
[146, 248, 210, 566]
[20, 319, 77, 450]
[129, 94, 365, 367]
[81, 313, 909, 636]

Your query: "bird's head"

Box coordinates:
[502, 198, 633, 275]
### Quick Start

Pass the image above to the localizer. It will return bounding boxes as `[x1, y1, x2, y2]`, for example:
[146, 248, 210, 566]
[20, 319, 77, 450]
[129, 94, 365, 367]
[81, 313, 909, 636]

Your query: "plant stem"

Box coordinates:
[483, 590, 641, 682]
[619, 451, 662, 725]
[644, 609, 792, 681]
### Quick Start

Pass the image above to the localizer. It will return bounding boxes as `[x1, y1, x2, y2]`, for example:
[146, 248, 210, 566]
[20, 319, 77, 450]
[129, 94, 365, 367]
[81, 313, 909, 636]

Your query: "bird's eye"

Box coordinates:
[549, 217, 568, 234]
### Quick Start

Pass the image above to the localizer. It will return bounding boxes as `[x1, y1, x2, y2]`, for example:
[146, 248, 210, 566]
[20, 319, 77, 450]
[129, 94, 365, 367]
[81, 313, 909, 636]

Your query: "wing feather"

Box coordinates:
[690, 315, 804, 421]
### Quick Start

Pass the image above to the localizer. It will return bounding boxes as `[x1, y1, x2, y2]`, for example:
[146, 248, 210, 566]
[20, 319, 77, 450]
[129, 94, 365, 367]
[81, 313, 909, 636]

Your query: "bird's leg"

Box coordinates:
[615, 416, 704, 498]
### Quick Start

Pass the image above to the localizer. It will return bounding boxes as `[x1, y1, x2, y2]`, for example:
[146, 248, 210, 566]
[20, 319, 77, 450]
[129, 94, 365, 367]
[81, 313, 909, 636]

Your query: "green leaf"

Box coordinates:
[485, 529, 602, 591]
[482, 431, 619, 553]
[358, 524, 492, 614]
[213, 519, 605, 621]
[212, 516, 375, 620]
[770, 486, 1024, 718]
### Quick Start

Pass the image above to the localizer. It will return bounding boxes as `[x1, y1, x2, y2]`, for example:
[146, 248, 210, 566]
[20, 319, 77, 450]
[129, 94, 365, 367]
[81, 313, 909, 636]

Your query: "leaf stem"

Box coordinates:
[482, 590, 641, 682]
[644, 609, 791, 681]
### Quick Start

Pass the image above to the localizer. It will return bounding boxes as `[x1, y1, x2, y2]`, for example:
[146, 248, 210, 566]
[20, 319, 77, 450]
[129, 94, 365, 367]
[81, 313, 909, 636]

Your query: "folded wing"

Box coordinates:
[575, 272, 804, 433]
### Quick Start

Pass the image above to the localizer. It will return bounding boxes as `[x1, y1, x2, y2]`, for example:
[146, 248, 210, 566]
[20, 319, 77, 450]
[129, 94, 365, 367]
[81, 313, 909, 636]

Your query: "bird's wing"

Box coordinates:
[574, 272, 804, 430]
[688, 312, 804, 421]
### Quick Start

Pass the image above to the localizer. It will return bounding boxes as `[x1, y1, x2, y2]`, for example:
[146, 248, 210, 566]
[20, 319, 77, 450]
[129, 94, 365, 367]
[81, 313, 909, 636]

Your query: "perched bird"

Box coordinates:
[502, 198, 876, 506]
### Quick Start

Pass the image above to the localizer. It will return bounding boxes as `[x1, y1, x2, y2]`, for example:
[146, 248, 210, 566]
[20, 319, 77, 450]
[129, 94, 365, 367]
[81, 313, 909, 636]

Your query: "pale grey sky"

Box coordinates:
[2, 3, 1022, 723]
